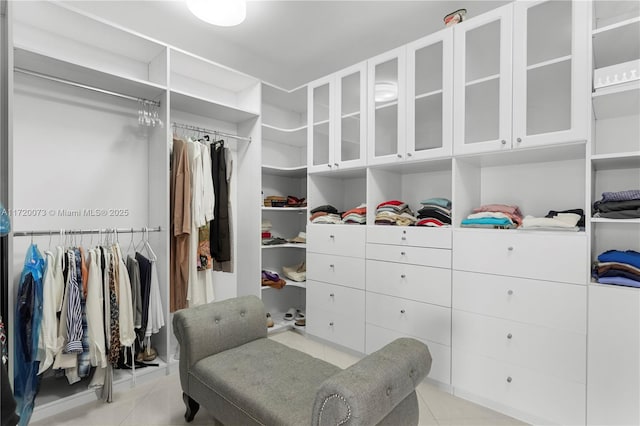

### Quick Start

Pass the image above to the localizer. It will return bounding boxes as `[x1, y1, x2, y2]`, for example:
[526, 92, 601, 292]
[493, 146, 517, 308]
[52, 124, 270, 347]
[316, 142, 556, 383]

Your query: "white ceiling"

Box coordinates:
[63, 0, 510, 90]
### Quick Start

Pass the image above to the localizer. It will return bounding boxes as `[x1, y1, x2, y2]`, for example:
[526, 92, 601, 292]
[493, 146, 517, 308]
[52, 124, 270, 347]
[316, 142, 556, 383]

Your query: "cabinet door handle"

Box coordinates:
[517, 137, 522, 143]
[407, 152, 413, 157]
[400, 274, 406, 279]
[507, 289, 514, 296]
[506, 376, 512, 383]
[501, 140, 507, 145]
[334, 163, 339, 167]
[507, 333, 513, 340]
[329, 322, 334, 326]
[397, 154, 402, 158]
[400, 309, 406, 314]
[329, 235, 335, 239]
[329, 293, 335, 297]
[327, 164, 332, 168]
[507, 246, 514, 251]
[329, 264, 334, 268]
[400, 251, 406, 256]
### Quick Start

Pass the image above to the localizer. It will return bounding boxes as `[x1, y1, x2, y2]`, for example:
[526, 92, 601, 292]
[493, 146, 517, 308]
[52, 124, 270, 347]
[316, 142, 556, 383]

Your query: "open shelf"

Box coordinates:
[592, 81, 640, 119]
[262, 165, 307, 178]
[592, 18, 640, 69]
[591, 152, 640, 170]
[592, 218, 640, 224]
[262, 279, 307, 290]
[170, 89, 259, 123]
[262, 123, 307, 147]
[262, 243, 307, 250]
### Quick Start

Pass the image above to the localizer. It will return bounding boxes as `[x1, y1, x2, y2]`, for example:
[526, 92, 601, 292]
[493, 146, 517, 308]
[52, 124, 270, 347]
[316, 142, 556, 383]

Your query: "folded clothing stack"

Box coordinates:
[375, 200, 416, 226]
[521, 211, 582, 231]
[545, 208, 585, 228]
[286, 195, 307, 207]
[593, 190, 640, 219]
[342, 204, 366, 225]
[261, 270, 286, 289]
[261, 219, 272, 240]
[461, 204, 523, 229]
[593, 250, 640, 288]
[309, 205, 342, 224]
[264, 195, 287, 207]
[416, 198, 451, 227]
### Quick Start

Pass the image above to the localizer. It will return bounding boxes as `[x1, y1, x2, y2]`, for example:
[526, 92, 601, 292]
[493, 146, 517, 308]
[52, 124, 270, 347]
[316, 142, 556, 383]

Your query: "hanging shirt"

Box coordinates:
[115, 245, 135, 347]
[52, 246, 65, 312]
[37, 251, 58, 374]
[201, 143, 215, 222]
[170, 137, 191, 312]
[146, 260, 165, 337]
[86, 249, 107, 369]
[187, 140, 202, 306]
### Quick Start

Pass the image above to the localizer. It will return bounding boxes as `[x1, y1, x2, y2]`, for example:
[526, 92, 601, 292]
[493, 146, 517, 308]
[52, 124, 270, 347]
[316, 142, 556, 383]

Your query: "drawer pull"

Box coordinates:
[407, 152, 413, 157]
[517, 137, 522, 143]
[397, 154, 402, 158]
[329, 322, 334, 326]
[400, 309, 406, 314]
[507, 333, 513, 340]
[327, 164, 332, 168]
[402, 230, 407, 234]
[506, 376, 512, 383]
[507, 246, 514, 251]
[501, 139, 507, 145]
[400, 251, 406, 256]
[329, 264, 335, 268]
[507, 289, 514, 296]
[329, 235, 335, 239]
[329, 293, 335, 297]
[400, 274, 406, 279]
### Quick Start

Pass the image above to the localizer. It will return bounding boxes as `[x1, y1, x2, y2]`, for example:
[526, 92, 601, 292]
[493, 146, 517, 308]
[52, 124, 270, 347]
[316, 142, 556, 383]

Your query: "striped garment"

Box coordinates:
[75, 248, 91, 378]
[601, 189, 640, 202]
[64, 251, 83, 354]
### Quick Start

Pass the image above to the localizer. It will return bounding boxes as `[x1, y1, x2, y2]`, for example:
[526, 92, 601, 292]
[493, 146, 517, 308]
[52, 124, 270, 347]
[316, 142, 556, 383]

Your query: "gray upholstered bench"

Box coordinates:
[173, 295, 432, 426]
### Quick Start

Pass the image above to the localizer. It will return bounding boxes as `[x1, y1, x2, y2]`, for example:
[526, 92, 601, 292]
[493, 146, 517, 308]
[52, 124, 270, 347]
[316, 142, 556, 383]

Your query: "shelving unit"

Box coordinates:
[261, 82, 308, 334]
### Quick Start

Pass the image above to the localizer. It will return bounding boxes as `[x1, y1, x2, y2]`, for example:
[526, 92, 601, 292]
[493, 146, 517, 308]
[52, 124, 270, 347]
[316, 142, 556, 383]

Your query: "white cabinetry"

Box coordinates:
[452, 230, 588, 425]
[308, 62, 366, 173]
[453, 1, 589, 155]
[587, 2, 640, 425]
[261, 83, 307, 332]
[306, 224, 365, 352]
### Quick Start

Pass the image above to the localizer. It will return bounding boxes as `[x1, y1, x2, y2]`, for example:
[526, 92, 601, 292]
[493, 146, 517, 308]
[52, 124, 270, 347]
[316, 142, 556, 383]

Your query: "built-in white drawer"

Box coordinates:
[307, 280, 365, 317]
[367, 226, 452, 249]
[366, 323, 451, 385]
[366, 292, 451, 346]
[307, 224, 365, 257]
[307, 253, 365, 289]
[452, 350, 586, 426]
[453, 229, 588, 285]
[453, 270, 586, 334]
[452, 310, 585, 384]
[366, 243, 451, 268]
[366, 260, 451, 307]
[306, 307, 365, 353]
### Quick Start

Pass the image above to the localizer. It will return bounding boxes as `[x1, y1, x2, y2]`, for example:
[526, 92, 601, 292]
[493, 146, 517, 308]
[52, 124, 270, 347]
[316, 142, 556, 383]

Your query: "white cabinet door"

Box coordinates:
[587, 284, 640, 426]
[366, 260, 451, 307]
[334, 62, 367, 170]
[406, 27, 453, 160]
[453, 270, 587, 334]
[367, 46, 407, 165]
[306, 224, 365, 257]
[307, 252, 365, 290]
[366, 225, 452, 249]
[307, 280, 365, 317]
[512, 0, 589, 149]
[453, 4, 513, 155]
[366, 243, 451, 269]
[453, 229, 588, 285]
[366, 323, 451, 385]
[308, 75, 334, 173]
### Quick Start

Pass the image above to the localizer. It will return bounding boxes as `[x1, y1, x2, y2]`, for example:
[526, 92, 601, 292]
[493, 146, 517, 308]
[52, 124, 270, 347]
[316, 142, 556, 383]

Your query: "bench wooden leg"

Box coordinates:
[183, 392, 200, 422]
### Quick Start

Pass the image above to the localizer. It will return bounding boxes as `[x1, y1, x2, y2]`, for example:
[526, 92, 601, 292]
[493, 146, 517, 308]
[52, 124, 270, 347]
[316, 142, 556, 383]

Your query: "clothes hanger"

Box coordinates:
[141, 227, 158, 261]
[126, 227, 136, 255]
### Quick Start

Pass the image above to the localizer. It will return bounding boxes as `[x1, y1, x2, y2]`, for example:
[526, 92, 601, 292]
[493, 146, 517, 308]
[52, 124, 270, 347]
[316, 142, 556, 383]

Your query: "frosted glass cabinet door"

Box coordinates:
[512, 0, 588, 148]
[453, 4, 513, 155]
[335, 62, 367, 169]
[406, 27, 453, 160]
[308, 77, 333, 173]
[367, 47, 406, 165]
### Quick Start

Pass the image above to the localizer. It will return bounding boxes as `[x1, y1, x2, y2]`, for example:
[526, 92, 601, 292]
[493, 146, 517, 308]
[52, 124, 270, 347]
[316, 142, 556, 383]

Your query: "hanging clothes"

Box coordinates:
[210, 142, 232, 269]
[37, 251, 58, 374]
[187, 140, 202, 307]
[146, 258, 165, 337]
[170, 137, 191, 312]
[13, 243, 45, 426]
[86, 248, 107, 371]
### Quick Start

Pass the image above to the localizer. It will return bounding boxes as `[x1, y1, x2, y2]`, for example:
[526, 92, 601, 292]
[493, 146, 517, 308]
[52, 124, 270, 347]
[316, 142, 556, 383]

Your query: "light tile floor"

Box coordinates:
[31, 331, 528, 426]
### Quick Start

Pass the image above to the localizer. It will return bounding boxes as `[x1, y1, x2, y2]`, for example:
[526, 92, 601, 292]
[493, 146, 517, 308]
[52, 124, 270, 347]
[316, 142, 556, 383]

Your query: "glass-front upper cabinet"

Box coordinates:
[512, 0, 588, 149]
[453, 4, 513, 155]
[308, 76, 333, 172]
[367, 46, 406, 165]
[308, 62, 366, 173]
[406, 27, 453, 160]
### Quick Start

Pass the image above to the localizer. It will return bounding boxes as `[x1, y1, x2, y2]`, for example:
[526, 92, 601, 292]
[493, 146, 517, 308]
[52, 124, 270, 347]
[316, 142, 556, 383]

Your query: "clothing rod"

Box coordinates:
[14, 67, 161, 107]
[12, 227, 162, 237]
[172, 122, 251, 143]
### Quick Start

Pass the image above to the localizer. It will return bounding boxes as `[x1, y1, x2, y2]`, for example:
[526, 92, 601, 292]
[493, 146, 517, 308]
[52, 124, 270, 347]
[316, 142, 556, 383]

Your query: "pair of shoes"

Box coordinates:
[282, 261, 306, 282]
[137, 346, 157, 362]
[288, 232, 306, 244]
[295, 318, 306, 327]
[284, 308, 305, 321]
[261, 270, 286, 289]
[287, 196, 307, 207]
[266, 313, 274, 328]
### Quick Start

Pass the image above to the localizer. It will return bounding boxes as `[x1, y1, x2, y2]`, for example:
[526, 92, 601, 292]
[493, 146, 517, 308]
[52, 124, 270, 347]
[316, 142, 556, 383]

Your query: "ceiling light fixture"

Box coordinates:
[186, 0, 247, 27]
[375, 82, 398, 103]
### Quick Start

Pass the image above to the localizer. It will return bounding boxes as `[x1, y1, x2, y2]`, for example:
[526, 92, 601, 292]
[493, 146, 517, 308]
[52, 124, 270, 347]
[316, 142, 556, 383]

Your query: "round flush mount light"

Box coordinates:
[375, 82, 398, 102]
[186, 0, 247, 27]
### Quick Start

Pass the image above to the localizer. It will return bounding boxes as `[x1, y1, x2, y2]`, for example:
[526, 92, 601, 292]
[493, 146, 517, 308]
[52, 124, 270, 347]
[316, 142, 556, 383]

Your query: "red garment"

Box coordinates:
[417, 218, 445, 227]
[376, 200, 405, 209]
[472, 204, 523, 226]
[342, 207, 366, 218]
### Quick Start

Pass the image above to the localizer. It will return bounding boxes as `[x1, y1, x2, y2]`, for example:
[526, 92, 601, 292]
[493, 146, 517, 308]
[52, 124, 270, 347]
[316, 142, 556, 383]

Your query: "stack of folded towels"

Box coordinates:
[593, 190, 640, 219]
[592, 250, 640, 288]
[521, 211, 582, 231]
[461, 204, 523, 229]
[375, 200, 416, 226]
[309, 205, 342, 224]
[416, 198, 451, 227]
[342, 204, 366, 224]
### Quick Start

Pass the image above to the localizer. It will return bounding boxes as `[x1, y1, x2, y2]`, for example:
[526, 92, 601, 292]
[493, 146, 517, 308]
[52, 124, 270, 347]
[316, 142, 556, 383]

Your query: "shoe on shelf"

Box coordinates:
[266, 313, 274, 328]
[295, 318, 306, 327]
[284, 308, 296, 321]
[295, 309, 305, 321]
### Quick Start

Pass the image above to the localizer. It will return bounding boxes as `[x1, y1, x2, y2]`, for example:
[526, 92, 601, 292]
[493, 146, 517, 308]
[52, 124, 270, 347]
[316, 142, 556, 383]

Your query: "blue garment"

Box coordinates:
[75, 249, 91, 378]
[597, 250, 640, 270]
[601, 189, 640, 202]
[14, 244, 45, 426]
[598, 276, 640, 288]
[420, 197, 452, 209]
[461, 217, 512, 226]
[0, 202, 10, 236]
